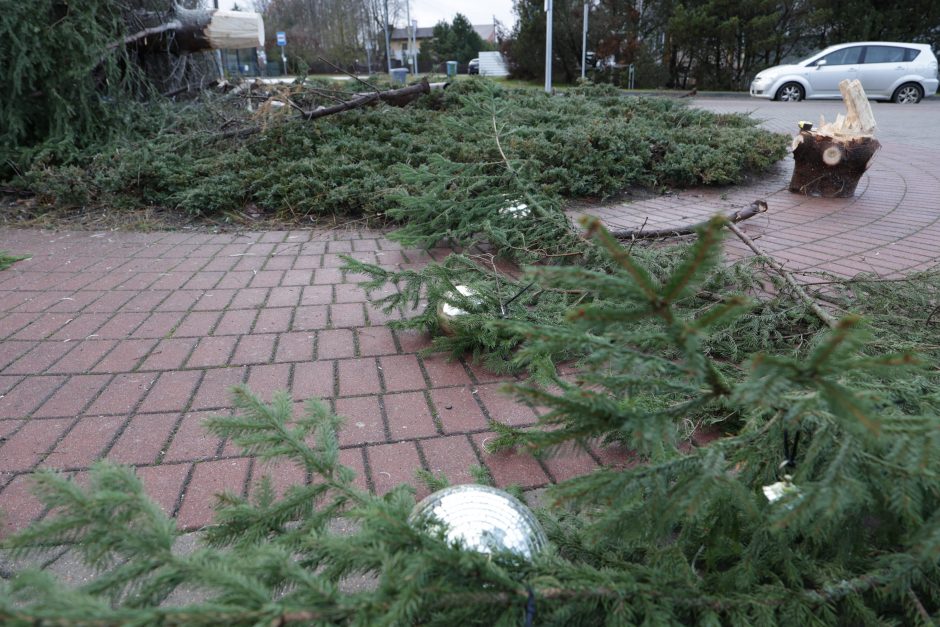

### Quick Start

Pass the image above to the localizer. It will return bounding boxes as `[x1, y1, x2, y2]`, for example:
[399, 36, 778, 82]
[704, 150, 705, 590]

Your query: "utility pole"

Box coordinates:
[581, 3, 588, 80]
[544, 0, 553, 94]
[383, 0, 392, 74]
[411, 19, 418, 74]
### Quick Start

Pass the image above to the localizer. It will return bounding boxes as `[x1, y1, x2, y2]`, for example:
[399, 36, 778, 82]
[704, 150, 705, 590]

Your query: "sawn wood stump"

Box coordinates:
[788, 131, 880, 198]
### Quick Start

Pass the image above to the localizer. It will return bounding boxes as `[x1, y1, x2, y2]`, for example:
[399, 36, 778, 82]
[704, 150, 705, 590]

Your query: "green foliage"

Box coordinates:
[0, 0, 157, 175]
[0, 252, 29, 271]
[12, 81, 788, 218]
[424, 14, 491, 66]
[4, 225, 939, 622]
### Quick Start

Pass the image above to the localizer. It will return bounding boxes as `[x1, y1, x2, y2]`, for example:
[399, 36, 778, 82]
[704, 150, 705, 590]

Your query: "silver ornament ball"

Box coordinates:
[409, 484, 547, 560]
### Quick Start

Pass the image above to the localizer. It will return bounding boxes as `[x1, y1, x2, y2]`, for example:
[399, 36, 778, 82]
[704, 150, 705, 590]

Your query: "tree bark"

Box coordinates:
[611, 200, 767, 240]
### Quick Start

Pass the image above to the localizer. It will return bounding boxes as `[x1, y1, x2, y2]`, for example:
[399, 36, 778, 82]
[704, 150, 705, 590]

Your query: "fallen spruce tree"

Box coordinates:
[3, 88, 940, 624]
[2, 216, 939, 625]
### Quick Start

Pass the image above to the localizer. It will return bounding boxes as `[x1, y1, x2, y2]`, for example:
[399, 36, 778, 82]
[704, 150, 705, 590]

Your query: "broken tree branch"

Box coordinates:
[302, 79, 447, 120]
[726, 221, 837, 329]
[611, 200, 768, 240]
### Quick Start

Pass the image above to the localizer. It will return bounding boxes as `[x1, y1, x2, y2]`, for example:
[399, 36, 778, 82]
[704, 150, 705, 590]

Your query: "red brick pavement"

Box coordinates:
[2, 98, 936, 537]
[0, 228, 613, 537]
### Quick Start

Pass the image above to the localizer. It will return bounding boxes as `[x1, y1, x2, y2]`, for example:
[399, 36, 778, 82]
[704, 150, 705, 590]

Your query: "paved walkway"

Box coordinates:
[574, 97, 940, 277]
[1, 97, 937, 538]
[0, 230, 608, 537]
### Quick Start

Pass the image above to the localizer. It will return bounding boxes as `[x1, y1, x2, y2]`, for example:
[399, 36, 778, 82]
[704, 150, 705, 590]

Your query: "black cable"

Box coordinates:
[524, 585, 536, 627]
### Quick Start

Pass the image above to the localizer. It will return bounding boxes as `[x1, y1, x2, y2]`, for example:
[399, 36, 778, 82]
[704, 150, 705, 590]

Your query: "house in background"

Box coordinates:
[389, 23, 497, 64]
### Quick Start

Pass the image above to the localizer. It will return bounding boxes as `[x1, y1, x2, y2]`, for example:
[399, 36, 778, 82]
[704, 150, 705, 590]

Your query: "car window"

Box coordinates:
[814, 46, 864, 66]
[864, 46, 912, 63]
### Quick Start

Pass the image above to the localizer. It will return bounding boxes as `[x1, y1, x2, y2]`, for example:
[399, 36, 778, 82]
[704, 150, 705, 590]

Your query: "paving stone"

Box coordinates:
[46, 339, 116, 374]
[317, 329, 355, 359]
[91, 338, 157, 373]
[107, 413, 179, 465]
[538, 442, 598, 482]
[231, 334, 276, 365]
[190, 367, 246, 411]
[138, 370, 202, 413]
[366, 441, 424, 497]
[329, 303, 366, 328]
[139, 338, 197, 371]
[135, 463, 191, 519]
[0, 474, 47, 538]
[86, 372, 154, 415]
[186, 336, 237, 368]
[42, 414, 127, 470]
[429, 386, 490, 433]
[4, 342, 75, 375]
[420, 435, 481, 486]
[214, 310, 257, 335]
[0, 376, 68, 418]
[164, 411, 222, 462]
[292, 305, 329, 330]
[420, 354, 473, 387]
[383, 391, 438, 440]
[292, 361, 335, 400]
[33, 374, 111, 418]
[334, 396, 386, 446]
[176, 458, 250, 529]
[356, 326, 396, 356]
[0, 418, 73, 472]
[474, 383, 538, 427]
[246, 363, 292, 401]
[378, 354, 426, 392]
[173, 311, 222, 338]
[337, 358, 380, 396]
[470, 432, 550, 490]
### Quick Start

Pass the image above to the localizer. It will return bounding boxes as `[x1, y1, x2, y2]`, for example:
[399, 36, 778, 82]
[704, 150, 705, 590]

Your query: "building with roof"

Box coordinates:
[389, 23, 496, 63]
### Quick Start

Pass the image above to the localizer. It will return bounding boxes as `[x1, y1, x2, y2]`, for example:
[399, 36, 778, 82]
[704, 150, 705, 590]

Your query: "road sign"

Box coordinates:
[276, 31, 287, 47]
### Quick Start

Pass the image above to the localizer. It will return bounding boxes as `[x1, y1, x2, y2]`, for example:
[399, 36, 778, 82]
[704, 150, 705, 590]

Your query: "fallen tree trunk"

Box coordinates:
[611, 200, 768, 240]
[789, 79, 880, 198]
[303, 79, 446, 120]
[113, 7, 263, 55]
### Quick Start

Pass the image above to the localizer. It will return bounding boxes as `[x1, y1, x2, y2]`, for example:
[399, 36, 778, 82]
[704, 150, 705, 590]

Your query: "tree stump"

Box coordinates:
[788, 132, 881, 197]
[788, 79, 880, 198]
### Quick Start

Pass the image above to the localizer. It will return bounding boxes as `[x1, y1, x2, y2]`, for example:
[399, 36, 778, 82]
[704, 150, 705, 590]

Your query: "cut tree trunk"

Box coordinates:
[788, 79, 880, 198]
[115, 7, 263, 55]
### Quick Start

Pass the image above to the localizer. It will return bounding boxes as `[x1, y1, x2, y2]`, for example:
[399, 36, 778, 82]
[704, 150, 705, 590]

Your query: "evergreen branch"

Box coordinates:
[726, 222, 837, 328]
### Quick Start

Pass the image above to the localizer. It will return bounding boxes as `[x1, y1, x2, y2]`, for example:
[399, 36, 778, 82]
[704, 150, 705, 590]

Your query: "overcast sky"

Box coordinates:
[218, 0, 517, 30]
[409, 0, 516, 29]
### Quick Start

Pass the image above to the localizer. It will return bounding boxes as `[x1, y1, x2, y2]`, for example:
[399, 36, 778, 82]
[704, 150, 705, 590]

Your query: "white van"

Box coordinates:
[749, 42, 939, 103]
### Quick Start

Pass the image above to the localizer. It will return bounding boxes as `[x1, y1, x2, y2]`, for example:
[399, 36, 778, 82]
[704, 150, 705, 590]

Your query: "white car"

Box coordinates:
[749, 42, 939, 103]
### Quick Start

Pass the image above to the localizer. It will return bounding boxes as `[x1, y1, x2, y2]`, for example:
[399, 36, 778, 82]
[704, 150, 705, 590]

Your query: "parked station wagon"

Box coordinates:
[749, 42, 939, 103]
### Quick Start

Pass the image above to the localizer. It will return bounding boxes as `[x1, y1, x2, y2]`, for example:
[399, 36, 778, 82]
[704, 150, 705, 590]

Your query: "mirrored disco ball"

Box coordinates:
[408, 484, 547, 559]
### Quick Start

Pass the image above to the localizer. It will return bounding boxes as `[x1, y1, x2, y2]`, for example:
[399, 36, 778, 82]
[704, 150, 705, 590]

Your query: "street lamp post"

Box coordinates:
[581, 3, 588, 80]
[544, 0, 553, 94]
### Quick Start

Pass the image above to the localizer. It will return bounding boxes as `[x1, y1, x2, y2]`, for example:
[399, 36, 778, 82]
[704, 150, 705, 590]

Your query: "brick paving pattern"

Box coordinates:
[0, 229, 606, 537]
[1, 97, 937, 537]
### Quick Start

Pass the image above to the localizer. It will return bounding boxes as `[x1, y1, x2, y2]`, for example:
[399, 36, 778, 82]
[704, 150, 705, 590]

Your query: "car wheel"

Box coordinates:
[775, 82, 804, 102]
[892, 83, 923, 104]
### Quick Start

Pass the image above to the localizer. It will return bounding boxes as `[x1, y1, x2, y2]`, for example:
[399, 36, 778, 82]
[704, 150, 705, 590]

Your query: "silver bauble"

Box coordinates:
[409, 484, 547, 559]
[435, 285, 480, 336]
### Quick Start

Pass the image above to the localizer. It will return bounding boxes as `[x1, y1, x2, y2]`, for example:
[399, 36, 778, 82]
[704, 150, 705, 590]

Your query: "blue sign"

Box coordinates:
[276, 31, 287, 46]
